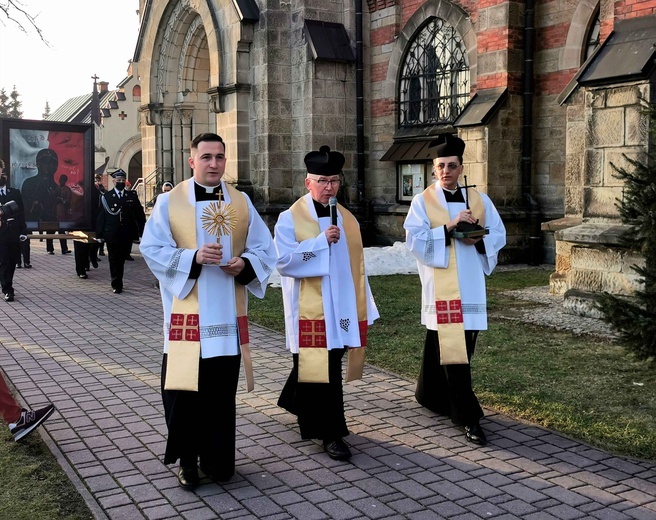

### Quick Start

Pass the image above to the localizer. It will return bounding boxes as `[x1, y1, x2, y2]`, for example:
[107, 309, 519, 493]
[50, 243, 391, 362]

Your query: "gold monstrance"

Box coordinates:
[201, 201, 238, 264]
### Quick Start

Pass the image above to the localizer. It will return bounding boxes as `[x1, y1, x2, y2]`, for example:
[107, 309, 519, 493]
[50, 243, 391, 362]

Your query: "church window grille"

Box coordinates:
[399, 18, 469, 127]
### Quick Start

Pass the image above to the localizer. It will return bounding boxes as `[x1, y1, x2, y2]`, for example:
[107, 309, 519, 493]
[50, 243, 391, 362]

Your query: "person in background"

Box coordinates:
[404, 133, 506, 446]
[0, 370, 55, 441]
[0, 164, 28, 302]
[96, 169, 146, 294]
[274, 145, 379, 461]
[140, 133, 275, 489]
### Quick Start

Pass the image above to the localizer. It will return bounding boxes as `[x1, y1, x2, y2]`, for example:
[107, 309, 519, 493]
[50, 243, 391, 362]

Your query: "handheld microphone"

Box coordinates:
[329, 197, 337, 226]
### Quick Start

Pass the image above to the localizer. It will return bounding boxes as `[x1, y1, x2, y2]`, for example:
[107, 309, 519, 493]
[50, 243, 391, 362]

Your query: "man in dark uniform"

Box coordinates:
[96, 169, 146, 293]
[0, 164, 28, 302]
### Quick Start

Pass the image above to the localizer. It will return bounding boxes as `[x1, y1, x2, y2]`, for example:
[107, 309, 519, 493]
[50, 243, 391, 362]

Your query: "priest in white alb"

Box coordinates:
[140, 133, 275, 489]
[274, 146, 379, 461]
[404, 133, 506, 446]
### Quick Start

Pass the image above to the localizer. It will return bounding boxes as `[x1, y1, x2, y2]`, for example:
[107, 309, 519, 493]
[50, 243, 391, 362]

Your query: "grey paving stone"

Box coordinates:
[2, 250, 655, 520]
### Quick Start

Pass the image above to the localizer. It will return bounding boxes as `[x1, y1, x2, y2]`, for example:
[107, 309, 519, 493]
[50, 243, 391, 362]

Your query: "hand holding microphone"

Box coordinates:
[326, 197, 340, 245]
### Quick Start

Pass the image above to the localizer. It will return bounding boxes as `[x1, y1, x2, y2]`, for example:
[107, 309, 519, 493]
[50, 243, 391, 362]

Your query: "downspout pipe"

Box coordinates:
[355, 0, 375, 245]
[522, 0, 542, 265]
[355, 0, 365, 203]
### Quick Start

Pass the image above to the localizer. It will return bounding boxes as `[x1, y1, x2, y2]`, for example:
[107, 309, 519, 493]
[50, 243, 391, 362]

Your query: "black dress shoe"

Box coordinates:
[4, 293, 14, 302]
[78, 274, 88, 279]
[62, 250, 71, 255]
[323, 438, 352, 460]
[24, 264, 32, 269]
[177, 465, 200, 490]
[16, 264, 22, 268]
[125, 255, 134, 261]
[47, 251, 55, 255]
[113, 288, 122, 294]
[465, 423, 488, 445]
[91, 258, 98, 268]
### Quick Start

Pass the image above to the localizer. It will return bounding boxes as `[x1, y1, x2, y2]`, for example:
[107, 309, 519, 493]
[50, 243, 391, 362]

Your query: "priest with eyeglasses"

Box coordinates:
[274, 145, 379, 461]
[404, 133, 506, 446]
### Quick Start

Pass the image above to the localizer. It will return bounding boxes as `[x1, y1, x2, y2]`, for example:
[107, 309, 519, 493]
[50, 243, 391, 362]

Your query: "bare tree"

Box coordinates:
[0, 0, 48, 43]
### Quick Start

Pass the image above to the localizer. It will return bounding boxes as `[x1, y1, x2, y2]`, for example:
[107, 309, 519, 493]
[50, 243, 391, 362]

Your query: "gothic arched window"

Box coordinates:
[399, 18, 469, 127]
[584, 10, 601, 62]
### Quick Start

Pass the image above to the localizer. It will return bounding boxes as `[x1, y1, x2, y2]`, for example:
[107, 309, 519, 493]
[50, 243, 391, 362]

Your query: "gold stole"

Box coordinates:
[422, 184, 486, 365]
[290, 197, 368, 383]
[165, 181, 253, 391]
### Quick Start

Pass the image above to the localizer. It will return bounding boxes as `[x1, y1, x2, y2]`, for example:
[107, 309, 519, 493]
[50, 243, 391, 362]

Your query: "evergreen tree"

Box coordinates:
[42, 100, 51, 120]
[0, 88, 9, 117]
[596, 99, 656, 361]
[8, 86, 23, 119]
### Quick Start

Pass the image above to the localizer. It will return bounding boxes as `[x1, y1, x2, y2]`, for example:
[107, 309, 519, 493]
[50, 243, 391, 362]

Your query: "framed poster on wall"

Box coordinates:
[398, 163, 427, 202]
[0, 118, 95, 231]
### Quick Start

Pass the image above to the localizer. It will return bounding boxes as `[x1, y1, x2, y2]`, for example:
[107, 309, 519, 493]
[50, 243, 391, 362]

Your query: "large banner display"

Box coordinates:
[0, 118, 94, 231]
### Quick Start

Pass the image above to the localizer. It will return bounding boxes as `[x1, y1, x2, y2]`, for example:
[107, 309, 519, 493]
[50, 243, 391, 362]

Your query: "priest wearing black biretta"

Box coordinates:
[404, 133, 507, 446]
[274, 145, 379, 461]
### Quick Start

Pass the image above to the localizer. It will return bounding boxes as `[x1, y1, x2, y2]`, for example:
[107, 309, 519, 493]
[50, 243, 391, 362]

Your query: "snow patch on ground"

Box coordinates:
[268, 241, 417, 287]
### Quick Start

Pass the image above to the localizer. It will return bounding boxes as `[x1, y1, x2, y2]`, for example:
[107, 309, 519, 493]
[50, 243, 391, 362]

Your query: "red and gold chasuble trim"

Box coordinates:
[165, 180, 252, 392]
[290, 196, 368, 383]
[422, 184, 485, 365]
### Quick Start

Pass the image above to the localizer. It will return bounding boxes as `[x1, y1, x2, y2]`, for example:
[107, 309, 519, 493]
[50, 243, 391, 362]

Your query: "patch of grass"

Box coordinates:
[250, 270, 656, 461]
[0, 428, 93, 519]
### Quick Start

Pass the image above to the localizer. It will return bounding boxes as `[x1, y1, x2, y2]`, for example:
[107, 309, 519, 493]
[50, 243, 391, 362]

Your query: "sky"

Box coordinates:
[0, 0, 140, 120]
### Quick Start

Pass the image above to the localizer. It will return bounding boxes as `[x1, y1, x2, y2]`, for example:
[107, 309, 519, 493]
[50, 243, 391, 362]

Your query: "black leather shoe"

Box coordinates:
[125, 255, 134, 261]
[62, 250, 71, 255]
[4, 293, 14, 302]
[16, 264, 22, 268]
[91, 258, 98, 268]
[113, 288, 122, 294]
[465, 424, 488, 445]
[47, 251, 55, 255]
[177, 465, 199, 490]
[78, 274, 88, 279]
[24, 264, 32, 269]
[323, 438, 352, 460]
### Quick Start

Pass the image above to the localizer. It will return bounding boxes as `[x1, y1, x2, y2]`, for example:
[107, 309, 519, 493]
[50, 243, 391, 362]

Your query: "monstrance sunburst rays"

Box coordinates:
[201, 201, 238, 239]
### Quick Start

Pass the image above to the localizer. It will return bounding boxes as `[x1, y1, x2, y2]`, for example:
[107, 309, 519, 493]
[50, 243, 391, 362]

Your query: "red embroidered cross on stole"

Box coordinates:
[169, 313, 201, 341]
[299, 319, 327, 347]
[436, 300, 463, 324]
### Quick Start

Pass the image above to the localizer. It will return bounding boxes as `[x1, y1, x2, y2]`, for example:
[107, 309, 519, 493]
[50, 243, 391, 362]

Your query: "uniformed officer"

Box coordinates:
[96, 169, 146, 293]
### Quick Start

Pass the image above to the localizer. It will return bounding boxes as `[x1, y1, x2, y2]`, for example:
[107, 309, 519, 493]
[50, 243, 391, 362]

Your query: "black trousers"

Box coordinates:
[161, 353, 241, 479]
[278, 348, 349, 441]
[106, 241, 132, 290]
[0, 242, 20, 295]
[46, 231, 69, 253]
[415, 329, 484, 427]
[73, 241, 99, 276]
[19, 239, 30, 265]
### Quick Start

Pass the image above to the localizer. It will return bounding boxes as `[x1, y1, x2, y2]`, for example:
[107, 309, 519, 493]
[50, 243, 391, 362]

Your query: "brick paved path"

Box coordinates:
[1, 241, 655, 520]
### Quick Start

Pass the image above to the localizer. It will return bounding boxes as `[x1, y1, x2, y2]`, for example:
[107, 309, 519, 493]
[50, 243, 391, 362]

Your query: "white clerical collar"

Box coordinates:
[196, 181, 222, 193]
[440, 184, 460, 194]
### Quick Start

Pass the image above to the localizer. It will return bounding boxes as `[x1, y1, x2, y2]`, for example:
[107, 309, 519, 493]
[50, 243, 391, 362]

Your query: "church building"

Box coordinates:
[128, 0, 656, 281]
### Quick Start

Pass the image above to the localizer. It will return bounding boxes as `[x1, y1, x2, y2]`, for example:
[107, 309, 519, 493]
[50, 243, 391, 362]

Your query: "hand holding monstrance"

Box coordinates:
[201, 199, 237, 267]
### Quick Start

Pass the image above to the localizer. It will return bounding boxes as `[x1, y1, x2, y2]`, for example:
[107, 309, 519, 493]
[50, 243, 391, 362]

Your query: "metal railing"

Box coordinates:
[133, 168, 167, 210]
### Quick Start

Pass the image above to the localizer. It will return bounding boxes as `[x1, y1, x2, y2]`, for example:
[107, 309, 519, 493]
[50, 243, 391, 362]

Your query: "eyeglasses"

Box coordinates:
[435, 162, 461, 171]
[312, 178, 341, 187]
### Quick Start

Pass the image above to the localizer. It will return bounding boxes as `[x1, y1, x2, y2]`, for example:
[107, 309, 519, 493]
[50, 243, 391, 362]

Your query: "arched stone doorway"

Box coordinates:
[133, 0, 256, 195]
[128, 151, 142, 188]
